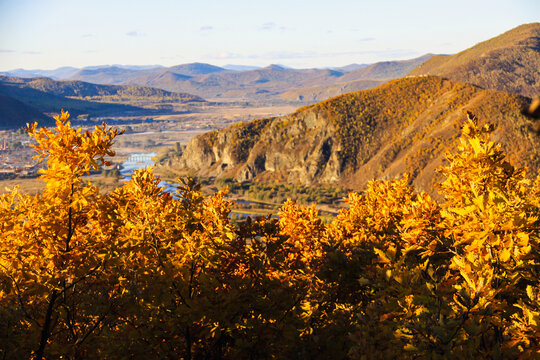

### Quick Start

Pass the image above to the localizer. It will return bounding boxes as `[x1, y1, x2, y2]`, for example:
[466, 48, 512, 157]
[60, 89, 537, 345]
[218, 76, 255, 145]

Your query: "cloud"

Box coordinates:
[206, 49, 420, 61]
[0, 49, 41, 55]
[358, 37, 375, 42]
[200, 26, 213, 31]
[81, 33, 94, 38]
[259, 22, 276, 31]
[258, 22, 291, 32]
[126, 31, 144, 37]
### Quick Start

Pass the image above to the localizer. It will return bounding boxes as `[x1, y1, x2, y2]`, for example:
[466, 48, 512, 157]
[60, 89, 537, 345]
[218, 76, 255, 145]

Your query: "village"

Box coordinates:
[0, 133, 43, 178]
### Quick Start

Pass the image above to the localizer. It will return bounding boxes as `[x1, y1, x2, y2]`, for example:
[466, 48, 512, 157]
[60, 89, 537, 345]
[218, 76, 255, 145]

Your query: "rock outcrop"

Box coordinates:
[172, 76, 540, 194]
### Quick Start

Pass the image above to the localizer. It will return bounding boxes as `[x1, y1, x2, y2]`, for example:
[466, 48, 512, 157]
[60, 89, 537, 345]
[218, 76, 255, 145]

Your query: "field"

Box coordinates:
[0, 102, 298, 205]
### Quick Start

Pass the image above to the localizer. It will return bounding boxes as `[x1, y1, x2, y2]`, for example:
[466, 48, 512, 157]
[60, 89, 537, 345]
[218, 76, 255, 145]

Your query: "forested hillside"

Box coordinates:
[0, 80, 141, 119]
[0, 75, 204, 102]
[409, 22, 540, 97]
[172, 76, 540, 194]
[0, 94, 52, 129]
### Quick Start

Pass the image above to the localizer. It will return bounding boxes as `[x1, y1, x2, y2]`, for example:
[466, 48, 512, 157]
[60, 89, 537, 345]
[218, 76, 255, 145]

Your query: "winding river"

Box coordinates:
[120, 152, 177, 193]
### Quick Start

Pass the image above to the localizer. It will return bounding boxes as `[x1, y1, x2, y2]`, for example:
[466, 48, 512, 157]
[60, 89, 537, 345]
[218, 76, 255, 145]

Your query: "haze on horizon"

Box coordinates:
[0, 0, 538, 72]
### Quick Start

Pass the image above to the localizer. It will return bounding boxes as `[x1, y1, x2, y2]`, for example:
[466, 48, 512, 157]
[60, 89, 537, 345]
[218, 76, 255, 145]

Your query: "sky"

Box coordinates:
[0, 0, 538, 71]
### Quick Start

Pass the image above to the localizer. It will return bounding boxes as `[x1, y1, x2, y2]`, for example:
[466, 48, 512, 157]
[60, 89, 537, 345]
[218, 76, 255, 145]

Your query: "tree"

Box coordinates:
[1, 110, 538, 359]
[0, 110, 122, 359]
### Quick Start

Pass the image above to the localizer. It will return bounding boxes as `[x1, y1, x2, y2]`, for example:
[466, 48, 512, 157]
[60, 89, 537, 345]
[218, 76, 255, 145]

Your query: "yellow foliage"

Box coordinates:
[0, 110, 538, 359]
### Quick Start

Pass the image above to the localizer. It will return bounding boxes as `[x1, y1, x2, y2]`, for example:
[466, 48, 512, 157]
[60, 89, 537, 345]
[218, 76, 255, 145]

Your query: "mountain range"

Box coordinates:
[171, 76, 539, 195]
[0, 76, 204, 101]
[168, 23, 540, 194]
[2, 56, 435, 102]
[4, 23, 538, 105]
[0, 76, 204, 128]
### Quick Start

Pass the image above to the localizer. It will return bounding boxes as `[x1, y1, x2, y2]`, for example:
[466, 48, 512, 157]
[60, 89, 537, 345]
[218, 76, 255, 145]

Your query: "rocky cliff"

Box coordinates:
[171, 76, 540, 194]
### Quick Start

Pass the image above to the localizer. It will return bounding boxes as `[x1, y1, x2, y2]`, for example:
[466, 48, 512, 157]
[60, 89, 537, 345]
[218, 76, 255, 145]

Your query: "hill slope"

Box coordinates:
[170, 76, 540, 194]
[279, 79, 385, 102]
[0, 79, 141, 117]
[69, 66, 165, 84]
[341, 54, 436, 81]
[128, 56, 434, 101]
[409, 23, 540, 97]
[0, 94, 53, 129]
[0, 76, 204, 102]
[167, 63, 226, 76]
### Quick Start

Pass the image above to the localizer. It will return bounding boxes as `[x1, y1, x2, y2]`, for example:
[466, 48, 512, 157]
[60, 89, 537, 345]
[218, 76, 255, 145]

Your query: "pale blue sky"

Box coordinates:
[0, 0, 538, 71]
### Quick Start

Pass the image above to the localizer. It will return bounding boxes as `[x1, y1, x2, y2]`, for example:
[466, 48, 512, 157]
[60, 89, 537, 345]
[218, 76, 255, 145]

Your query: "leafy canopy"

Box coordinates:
[0, 110, 538, 359]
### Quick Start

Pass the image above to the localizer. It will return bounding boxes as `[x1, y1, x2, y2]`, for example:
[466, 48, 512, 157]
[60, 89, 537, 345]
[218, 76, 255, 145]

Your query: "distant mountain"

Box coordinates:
[1, 67, 80, 80]
[167, 63, 226, 76]
[171, 76, 539, 194]
[0, 76, 204, 102]
[67, 63, 225, 85]
[279, 79, 386, 103]
[0, 78, 142, 117]
[126, 56, 433, 101]
[105, 65, 164, 71]
[340, 54, 436, 81]
[331, 63, 369, 72]
[128, 71, 194, 90]
[69, 66, 164, 85]
[4, 56, 435, 103]
[0, 93, 53, 129]
[0, 69, 41, 78]
[126, 65, 346, 99]
[409, 23, 540, 98]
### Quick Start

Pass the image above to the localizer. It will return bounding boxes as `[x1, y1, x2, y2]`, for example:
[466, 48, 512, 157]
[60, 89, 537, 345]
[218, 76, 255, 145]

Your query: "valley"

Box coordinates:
[1, 1, 540, 355]
[1, 23, 539, 219]
[0, 100, 304, 217]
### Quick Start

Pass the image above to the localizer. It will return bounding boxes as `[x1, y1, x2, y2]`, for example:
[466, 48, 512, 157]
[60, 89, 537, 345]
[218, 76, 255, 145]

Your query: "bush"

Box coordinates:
[0, 111, 538, 359]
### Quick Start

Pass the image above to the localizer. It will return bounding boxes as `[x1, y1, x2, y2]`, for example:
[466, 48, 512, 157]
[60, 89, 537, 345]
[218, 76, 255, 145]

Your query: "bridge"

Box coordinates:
[126, 154, 154, 163]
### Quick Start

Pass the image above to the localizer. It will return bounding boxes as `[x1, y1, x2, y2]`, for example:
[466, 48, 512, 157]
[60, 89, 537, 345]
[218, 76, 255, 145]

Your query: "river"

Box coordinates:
[119, 152, 274, 218]
[120, 152, 177, 193]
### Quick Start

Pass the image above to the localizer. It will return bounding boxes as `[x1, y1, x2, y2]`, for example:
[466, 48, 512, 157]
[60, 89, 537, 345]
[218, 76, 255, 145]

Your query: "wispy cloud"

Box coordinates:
[258, 22, 291, 32]
[81, 33, 94, 38]
[0, 49, 41, 55]
[200, 25, 213, 31]
[358, 37, 375, 42]
[126, 31, 145, 37]
[259, 22, 276, 31]
[206, 49, 420, 61]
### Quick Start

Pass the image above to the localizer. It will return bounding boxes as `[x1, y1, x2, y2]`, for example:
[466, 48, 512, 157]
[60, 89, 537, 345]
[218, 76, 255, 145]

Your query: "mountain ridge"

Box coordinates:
[168, 76, 539, 195]
[3, 56, 436, 102]
[0, 94, 53, 129]
[125, 55, 434, 100]
[0, 75, 204, 101]
[409, 22, 540, 97]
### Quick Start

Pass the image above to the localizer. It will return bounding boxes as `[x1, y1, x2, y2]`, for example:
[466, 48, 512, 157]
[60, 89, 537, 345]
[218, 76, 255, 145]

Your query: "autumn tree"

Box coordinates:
[0, 111, 121, 359]
[1, 110, 538, 359]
